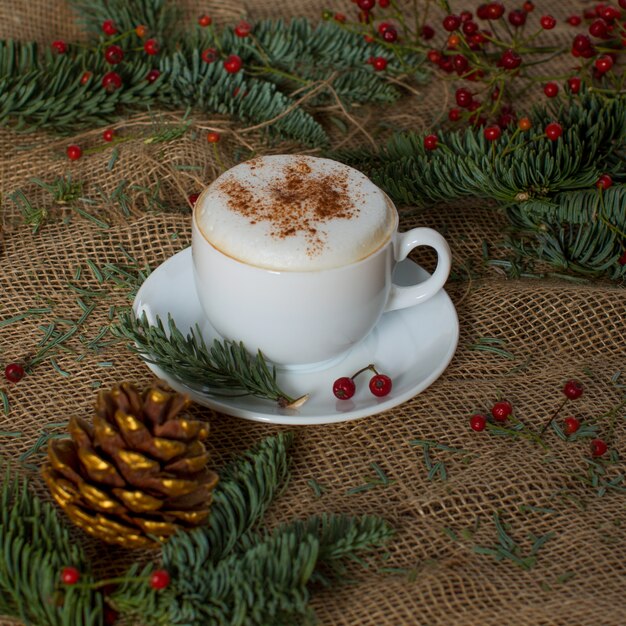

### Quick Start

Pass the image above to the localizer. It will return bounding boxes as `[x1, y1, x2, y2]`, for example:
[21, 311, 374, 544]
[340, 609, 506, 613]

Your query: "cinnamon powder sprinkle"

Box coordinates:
[217, 158, 359, 256]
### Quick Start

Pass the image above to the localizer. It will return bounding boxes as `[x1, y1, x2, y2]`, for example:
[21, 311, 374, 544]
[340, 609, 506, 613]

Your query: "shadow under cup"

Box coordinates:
[191, 212, 398, 368]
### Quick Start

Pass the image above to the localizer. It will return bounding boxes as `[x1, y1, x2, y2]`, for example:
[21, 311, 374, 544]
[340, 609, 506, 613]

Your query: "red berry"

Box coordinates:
[486, 3, 505, 20]
[198, 15, 212, 27]
[372, 57, 388, 71]
[590, 439, 608, 457]
[66, 144, 82, 161]
[377, 21, 392, 34]
[102, 20, 118, 36]
[333, 377, 356, 400]
[207, 131, 220, 143]
[567, 76, 581, 94]
[103, 606, 119, 626]
[104, 45, 124, 65]
[470, 414, 487, 431]
[462, 21, 478, 35]
[443, 14, 462, 31]
[544, 82, 559, 98]
[4, 363, 25, 383]
[234, 21, 252, 37]
[508, 9, 526, 26]
[540, 15, 556, 29]
[102, 129, 114, 142]
[455, 87, 473, 107]
[545, 122, 563, 141]
[80, 71, 92, 85]
[448, 107, 461, 121]
[223, 54, 243, 74]
[601, 6, 621, 20]
[619, 250, 626, 265]
[146, 69, 160, 83]
[201, 48, 218, 64]
[424, 134, 438, 150]
[594, 55, 613, 73]
[589, 18, 608, 38]
[369, 374, 392, 397]
[149, 569, 170, 590]
[357, 0, 375, 10]
[563, 416, 581, 435]
[334, 13, 346, 23]
[188, 193, 200, 206]
[567, 15, 582, 25]
[518, 117, 532, 131]
[51, 40, 67, 54]
[421, 25, 435, 39]
[102, 71, 122, 92]
[383, 27, 398, 42]
[143, 39, 159, 55]
[500, 49, 522, 70]
[60, 566, 80, 585]
[498, 113, 515, 129]
[427, 50, 441, 63]
[379, 0, 390, 7]
[460, 10, 473, 22]
[563, 379, 583, 399]
[596, 174, 613, 190]
[491, 400, 512, 422]
[452, 54, 469, 74]
[477, 4, 489, 19]
[573, 34, 592, 52]
[135, 24, 147, 38]
[483, 125, 501, 141]
[523, 0, 534, 11]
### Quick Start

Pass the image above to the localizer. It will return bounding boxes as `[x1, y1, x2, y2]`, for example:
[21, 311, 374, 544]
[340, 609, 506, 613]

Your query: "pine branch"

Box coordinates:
[112, 312, 307, 407]
[240, 513, 395, 584]
[110, 434, 393, 626]
[337, 94, 626, 206]
[162, 43, 327, 147]
[506, 186, 626, 279]
[0, 468, 102, 626]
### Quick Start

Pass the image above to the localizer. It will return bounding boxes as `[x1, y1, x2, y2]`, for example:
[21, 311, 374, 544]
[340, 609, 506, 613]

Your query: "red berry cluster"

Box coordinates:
[333, 364, 392, 399]
[331, 0, 625, 128]
[469, 380, 610, 458]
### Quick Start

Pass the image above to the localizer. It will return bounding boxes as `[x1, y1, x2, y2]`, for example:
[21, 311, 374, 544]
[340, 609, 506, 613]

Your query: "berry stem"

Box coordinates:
[351, 363, 378, 380]
[540, 397, 567, 435]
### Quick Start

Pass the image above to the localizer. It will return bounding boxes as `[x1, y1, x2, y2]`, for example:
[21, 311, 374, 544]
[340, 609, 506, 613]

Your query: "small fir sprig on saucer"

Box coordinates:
[113, 312, 308, 408]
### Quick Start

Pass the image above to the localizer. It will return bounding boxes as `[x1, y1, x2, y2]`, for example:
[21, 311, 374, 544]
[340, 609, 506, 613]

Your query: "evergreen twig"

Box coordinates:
[112, 311, 308, 408]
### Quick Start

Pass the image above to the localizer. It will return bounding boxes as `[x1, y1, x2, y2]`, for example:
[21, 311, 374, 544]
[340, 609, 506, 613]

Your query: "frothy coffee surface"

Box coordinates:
[195, 155, 396, 271]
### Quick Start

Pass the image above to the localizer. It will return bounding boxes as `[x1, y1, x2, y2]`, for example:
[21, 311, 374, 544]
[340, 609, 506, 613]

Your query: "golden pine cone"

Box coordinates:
[42, 382, 218, 549]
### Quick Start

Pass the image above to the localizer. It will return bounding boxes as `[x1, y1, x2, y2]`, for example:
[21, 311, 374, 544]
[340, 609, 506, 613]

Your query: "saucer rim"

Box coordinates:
[134, 247, 459, 425]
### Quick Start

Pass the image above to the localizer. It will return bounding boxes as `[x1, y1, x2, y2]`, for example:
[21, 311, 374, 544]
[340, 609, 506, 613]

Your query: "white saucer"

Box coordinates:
[133, 248, 459, 425]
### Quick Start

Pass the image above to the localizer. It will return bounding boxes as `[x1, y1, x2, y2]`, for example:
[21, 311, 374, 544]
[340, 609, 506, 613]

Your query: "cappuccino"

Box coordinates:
[195, 155, 396, 271]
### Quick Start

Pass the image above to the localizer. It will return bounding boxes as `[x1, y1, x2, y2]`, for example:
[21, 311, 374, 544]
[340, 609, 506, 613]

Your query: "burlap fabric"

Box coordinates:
[1, 1, 625, 625]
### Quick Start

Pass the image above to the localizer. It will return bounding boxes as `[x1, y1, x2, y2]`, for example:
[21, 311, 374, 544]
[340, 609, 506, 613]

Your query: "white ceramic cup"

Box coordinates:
[191, 160, 452, 367]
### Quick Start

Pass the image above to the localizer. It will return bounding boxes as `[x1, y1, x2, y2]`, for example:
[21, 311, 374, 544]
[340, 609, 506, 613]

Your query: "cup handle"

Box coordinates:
[384, 227, 452, 312]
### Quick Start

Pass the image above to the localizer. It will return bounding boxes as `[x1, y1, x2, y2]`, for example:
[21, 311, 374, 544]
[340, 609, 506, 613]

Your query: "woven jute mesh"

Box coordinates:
[1, 1, 625, 625]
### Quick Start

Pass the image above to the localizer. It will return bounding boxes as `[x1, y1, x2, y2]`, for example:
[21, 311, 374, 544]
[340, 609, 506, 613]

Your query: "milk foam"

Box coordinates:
[195, 155, 396, 271]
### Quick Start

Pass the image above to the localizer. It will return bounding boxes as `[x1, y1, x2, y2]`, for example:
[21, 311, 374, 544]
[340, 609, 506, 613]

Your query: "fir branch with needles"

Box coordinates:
[113, 311, 308, 408]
